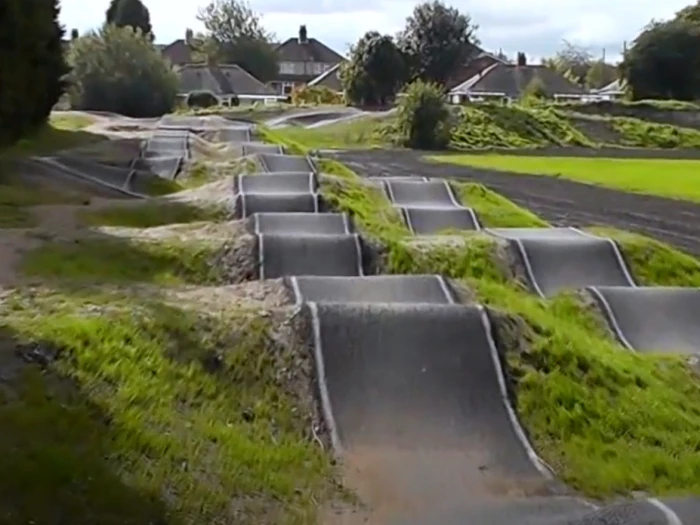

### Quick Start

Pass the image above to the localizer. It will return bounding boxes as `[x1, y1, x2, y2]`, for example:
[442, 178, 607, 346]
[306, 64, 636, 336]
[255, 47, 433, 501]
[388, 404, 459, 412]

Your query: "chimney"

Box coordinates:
[299, 25, 308, 44]
[516, 52, 527, 66]
[185, 28, 193, 45]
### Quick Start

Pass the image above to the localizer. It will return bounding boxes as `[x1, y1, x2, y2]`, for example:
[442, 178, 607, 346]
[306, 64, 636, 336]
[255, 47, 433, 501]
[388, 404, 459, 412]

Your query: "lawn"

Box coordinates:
[427, 154, 700, 202]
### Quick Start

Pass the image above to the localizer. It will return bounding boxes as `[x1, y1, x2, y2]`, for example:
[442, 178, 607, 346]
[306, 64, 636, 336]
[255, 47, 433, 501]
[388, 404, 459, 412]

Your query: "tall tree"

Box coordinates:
[341, 31, 406, 106]
[0, 0, 67, 147]
[620, 18, 700, 100]
[195, 0, 278, 82]
[397, 1, 479, 86]
[675, 1, 700, 24]
[106, 0, 153, 40]
[542, 41, 594, 84]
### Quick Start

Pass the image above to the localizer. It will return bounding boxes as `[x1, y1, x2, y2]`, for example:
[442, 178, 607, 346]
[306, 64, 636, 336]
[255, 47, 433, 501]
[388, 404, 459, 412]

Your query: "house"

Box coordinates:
[445, 50, 509, 92]
[307, 62, 343, 93]
[448, 58, 588, 103]
[590, 79, 626, 101]
[270, 25, 345, 95]
[158, 37, 193, 67]
[175, 63, 280, 104]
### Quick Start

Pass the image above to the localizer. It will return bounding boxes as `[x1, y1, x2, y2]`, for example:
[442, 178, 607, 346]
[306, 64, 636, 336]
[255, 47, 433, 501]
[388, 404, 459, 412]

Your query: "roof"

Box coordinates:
[450, 63, 588, 97]
[176, 64, 274, 96]
[275, 37, 344, 65]
[307, 63, 343, 91]
[445, 55, 501, 90]
[594, 78, 626, 94]
[161, 39, 192, 66]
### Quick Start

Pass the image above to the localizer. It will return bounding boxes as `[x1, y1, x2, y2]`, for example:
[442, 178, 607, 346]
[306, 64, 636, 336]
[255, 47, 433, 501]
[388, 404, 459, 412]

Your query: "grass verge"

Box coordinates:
[0, 288, 333, 524]
[427, 154, 700, 202]
[264, 116, 393, 150]
[80, 201, 229, 228]
[22, 235, 222, 285]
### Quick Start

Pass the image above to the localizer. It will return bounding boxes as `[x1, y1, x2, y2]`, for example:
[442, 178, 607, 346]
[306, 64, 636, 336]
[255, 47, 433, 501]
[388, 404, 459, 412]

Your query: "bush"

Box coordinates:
[68, 24, 178, 118]
[187, 90, 219, 108]
[395, 80, 452, 150]
[0, 0, 67, 148]
[291, 85, 343, 105]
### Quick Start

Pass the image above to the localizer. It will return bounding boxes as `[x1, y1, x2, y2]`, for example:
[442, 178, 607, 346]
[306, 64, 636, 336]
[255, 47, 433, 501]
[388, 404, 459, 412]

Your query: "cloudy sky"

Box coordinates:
[59, 0, 692, 62]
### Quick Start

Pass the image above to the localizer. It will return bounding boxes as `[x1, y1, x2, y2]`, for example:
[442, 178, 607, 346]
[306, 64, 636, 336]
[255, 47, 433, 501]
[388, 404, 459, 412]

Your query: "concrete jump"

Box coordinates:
[384, 178, 482, 234]
[309, 302, 581, 524]
[551, 497, 700, 525]
[289, 275, 455, 304]
[588, 286, 700, 353]
[258, 234, 363, 278]
[487, 228, 635, 297]
[137, 156, 183, 180]
[258, 153, 315, 173]
[241, 142, 284, 156]
[235, 173, 315, 194]
[248, 212, 351, 235]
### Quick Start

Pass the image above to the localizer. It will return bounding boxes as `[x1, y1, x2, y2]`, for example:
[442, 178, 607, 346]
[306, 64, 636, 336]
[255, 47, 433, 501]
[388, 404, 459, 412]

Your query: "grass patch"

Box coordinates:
[428, 154, 700, 202]
[450, 104, 595, 149]
[49, 113, 96, 130]
[611, 117, 700, 149]
[266, 116, 393, 150]
[22, 236, 221, 285]
[0, 289, 333, 524]
[455, 182, 549, 227]
[81, 202, 228, 228]
[385, 235, 700, 497]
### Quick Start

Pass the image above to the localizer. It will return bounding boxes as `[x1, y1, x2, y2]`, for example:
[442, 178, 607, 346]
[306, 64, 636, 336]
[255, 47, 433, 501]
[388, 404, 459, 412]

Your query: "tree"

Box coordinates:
[340, 31, 405, 106]
[585, 60, 614, 89]
[195, 0, 278, 82]
[71, 28, 79, 40]
[675, 1, 700, 24]
[397, 1, 480, 86]
[0, 0, 67, 148]
[68, 25, 178, 117]
[106, 0, 153, 40]
[620, 18, 700, 100]
[395, 80, 452, 149]
[542, 41, 594, 84]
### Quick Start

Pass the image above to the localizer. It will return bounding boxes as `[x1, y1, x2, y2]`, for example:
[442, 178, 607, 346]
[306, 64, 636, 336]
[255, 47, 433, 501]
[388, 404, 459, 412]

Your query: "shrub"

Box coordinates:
[291, 85, 343, 105]
[187, 90, 219, 108]
[395, 80, 452, 150]
[68, 24, 178, 118]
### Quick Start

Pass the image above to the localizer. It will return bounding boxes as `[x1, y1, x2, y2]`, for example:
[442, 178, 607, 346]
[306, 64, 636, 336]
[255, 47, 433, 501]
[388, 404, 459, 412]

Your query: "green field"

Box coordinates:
[427, 154, 700, 202]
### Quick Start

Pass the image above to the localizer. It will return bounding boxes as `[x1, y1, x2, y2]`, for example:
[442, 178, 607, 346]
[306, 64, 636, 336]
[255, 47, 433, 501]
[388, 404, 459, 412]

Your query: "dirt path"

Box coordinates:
[333, 149, 700, 256]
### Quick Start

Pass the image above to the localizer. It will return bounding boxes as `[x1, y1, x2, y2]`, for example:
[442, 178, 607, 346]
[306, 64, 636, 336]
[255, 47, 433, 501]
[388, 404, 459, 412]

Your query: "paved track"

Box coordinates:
[333, 149, 700, 256]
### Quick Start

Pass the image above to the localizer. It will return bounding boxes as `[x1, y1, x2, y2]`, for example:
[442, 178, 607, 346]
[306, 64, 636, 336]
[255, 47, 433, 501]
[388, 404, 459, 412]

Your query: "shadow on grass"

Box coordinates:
[0, 331, 177, 525]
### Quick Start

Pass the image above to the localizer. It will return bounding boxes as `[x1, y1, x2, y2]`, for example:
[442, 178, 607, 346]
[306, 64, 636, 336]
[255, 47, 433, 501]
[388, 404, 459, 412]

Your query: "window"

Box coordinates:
[279, 62, 295, 74]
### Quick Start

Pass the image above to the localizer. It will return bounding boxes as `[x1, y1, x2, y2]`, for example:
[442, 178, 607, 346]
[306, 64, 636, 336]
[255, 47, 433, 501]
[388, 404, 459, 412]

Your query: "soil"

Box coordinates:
[333, 149, 700, 256]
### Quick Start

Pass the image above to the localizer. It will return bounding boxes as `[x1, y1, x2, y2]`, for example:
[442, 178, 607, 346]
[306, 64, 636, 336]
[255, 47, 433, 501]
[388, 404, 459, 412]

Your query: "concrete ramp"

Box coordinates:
[552, 497, 699, 525]
[235, 173, 314, 194]
[259, 153, 314, 173]
[250, 213, 350, 235]
[312, 302, 562, 523]
[290, 275, 454, 304]
[217, 127, 252, 142]
[589, 286, 700, 353]
[487, 229, 635, 297]
[404, 207, 480, 234]
[236, 193, 318, 218]
[242, 142, 284, 156]
[259, 234, 363, 278]
[385, 179, 459, 208]
[137, 156, 182, 180]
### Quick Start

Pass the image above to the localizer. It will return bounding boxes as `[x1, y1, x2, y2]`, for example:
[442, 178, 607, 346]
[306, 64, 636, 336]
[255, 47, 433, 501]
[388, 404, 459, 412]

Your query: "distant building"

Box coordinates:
[307, 62, 343, 93]
[175, 63, 278, 103]
[449, 56, 589, 103]
[270, 25, 345, 95]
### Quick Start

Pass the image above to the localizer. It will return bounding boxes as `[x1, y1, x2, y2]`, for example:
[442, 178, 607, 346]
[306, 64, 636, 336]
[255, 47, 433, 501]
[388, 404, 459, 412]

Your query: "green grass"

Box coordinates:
[611, 117, 700, 148]
[455, 182, 549, 227]
[81, 202, 228, 228]
[22, 236, 221, 285]
[265, 116, 393, 150]
[428, 154, 700, 202]
[0, 289, 333, 524]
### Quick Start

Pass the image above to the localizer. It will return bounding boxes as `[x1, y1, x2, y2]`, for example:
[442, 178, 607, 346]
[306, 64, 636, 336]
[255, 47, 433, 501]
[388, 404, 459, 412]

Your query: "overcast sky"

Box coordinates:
[59, 0, 692, 62]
